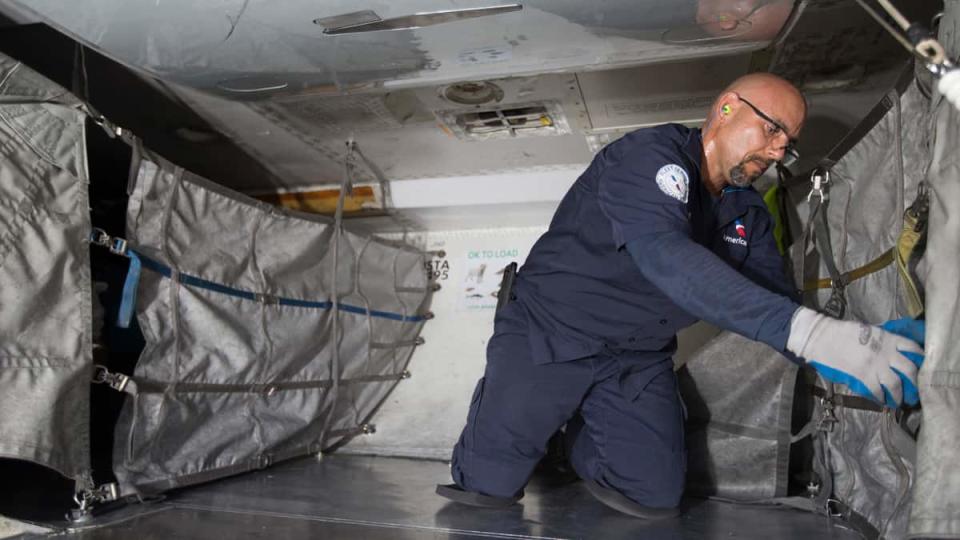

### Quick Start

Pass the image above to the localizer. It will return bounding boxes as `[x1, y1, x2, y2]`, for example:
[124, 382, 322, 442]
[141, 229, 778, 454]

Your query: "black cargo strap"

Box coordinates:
[784, 63, 915, 189]
[811, 385, 884, 413]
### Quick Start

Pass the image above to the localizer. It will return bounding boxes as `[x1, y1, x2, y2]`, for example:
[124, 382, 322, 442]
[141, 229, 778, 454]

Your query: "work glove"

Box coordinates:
[786, 307, 925, 408]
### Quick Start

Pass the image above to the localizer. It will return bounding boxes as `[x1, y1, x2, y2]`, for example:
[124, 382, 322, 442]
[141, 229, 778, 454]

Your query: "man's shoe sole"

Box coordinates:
[583, 479, 680, 519]
[435, 484, 520, 508]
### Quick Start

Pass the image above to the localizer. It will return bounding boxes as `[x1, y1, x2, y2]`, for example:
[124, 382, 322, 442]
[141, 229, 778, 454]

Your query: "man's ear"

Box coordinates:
[715, 92, 739, 122]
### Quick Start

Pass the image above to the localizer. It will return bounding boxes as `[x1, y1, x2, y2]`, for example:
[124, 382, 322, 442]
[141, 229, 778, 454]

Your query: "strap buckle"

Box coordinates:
[823, 286, 847, 319]
[110, 238, 128, 256]
[255, 293, 279, 305]
[807, 169, 831, 203]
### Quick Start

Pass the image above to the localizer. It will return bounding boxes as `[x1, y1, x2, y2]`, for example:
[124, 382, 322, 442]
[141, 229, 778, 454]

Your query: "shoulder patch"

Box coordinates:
[655, 164, 689, 203]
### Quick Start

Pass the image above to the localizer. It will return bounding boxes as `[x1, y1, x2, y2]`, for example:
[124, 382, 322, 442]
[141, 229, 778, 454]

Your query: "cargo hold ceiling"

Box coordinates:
[3, 0, 796, 98]
[0, 1, 936, 232]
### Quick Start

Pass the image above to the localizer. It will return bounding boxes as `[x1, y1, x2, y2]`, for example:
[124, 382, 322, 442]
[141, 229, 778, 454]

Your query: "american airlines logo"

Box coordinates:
[723, 234, 747, 246]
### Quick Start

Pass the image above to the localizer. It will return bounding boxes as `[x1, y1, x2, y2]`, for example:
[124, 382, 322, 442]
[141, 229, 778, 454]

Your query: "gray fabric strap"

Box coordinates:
[806, 186, 847, 318]
[811, 381, 837, 515]
[99, 371, 408, 396]
[687, 420, 779, 441]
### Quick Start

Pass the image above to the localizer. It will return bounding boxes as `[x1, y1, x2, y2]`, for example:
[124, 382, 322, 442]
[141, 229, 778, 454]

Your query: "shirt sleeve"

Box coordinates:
[626, 232, 801, 354]
[742, 209, 800, 302]
[596, 145, 694, 248]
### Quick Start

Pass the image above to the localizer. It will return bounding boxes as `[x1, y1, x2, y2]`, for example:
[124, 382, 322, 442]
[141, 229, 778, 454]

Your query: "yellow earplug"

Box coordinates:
[722, 104, 732, 115]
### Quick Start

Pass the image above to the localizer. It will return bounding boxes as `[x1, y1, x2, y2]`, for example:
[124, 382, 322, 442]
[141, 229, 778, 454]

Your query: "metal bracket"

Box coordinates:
[70, 483, 120, 522]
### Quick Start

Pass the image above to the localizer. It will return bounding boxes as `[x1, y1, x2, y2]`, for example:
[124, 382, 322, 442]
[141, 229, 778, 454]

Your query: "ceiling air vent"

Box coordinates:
[438, 101, 570, 140]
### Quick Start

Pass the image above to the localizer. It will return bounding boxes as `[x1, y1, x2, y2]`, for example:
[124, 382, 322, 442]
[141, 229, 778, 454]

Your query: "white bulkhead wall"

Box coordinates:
[344, 220, 720, 460]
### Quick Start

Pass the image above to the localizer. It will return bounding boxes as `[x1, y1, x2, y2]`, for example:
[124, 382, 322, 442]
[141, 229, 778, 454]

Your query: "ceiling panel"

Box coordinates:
[4, 0, 796, 97]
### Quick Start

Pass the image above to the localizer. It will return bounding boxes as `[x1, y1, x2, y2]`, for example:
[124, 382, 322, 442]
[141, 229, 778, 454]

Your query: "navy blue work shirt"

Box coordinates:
[513, 124, 800, 365]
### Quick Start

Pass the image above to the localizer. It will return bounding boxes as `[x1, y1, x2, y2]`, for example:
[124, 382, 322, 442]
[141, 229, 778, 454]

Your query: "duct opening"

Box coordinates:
[440, 102, 569, 140]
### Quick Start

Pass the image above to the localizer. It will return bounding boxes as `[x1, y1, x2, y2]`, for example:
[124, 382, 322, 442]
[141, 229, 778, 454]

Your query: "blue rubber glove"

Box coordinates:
[786, 308, 924, 408]
[879, 318, 925, 405]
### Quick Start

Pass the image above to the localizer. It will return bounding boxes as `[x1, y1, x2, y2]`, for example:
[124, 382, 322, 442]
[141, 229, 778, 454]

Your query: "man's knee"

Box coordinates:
[567, 410, 686, 509]
[451, 432, 535, 498]
[606, 450, 686, 509]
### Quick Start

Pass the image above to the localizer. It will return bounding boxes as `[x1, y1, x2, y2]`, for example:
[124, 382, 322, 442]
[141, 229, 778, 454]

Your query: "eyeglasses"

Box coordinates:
[736, 94, 800, 166]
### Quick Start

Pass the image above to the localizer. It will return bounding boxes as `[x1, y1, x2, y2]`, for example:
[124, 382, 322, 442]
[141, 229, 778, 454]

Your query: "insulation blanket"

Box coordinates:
[113, 154, 429, 495]
[0, 54, 93, 486]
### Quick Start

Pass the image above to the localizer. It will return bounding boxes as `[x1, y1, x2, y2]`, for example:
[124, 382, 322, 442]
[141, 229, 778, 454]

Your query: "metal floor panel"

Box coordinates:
[47, 455, 862, 539]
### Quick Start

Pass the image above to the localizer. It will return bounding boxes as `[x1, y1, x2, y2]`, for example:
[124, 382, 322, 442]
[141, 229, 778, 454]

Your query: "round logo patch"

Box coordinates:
[655, 164, 689, 203]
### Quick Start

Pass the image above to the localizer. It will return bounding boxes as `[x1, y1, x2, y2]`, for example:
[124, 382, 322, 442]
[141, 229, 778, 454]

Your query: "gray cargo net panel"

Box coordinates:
[0, 55, 94, 488]
[113, 153, 430, 496]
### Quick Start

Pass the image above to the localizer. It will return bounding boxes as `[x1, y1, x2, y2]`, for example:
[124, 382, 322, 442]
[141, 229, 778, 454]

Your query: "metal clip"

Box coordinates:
[90, 227, 110, 247]
[817, 397, 839, 433]
[807, 169, 831, 203]
[360, 423, 377, 434]
[73, 483, 120, 514]
[91, 364, 131, 393]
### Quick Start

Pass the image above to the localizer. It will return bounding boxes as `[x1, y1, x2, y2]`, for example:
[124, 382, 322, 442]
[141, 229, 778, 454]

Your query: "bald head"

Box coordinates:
[720, 73, 806, 119]
[701, 73, 806, 193]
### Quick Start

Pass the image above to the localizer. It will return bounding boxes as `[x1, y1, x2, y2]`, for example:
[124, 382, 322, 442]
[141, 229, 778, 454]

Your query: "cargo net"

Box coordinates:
[105, 150, 431, 496]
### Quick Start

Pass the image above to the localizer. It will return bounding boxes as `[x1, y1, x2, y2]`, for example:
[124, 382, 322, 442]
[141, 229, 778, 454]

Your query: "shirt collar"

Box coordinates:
[683, 128, 703, 179]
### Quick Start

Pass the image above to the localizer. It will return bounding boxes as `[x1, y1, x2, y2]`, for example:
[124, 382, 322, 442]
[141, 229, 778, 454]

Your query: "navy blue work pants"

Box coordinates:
[450, 301, 687, 509]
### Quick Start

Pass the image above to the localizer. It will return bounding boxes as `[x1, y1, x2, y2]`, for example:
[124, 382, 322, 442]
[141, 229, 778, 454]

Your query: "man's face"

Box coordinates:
[717, 92, 804, 187]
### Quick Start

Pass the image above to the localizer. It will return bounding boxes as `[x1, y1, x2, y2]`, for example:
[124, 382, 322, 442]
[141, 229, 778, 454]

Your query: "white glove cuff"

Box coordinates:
[786, 306, 823, 358]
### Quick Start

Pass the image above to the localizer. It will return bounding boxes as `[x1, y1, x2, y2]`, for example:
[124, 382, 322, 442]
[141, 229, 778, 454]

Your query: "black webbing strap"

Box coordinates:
[785, 63, 915, 189]
[811, 385, 884, 413]
[829, 499, 883, 540]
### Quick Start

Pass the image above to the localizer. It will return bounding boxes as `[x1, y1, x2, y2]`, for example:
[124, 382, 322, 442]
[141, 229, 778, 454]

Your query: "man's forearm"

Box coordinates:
[626, 231, 799, 353]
